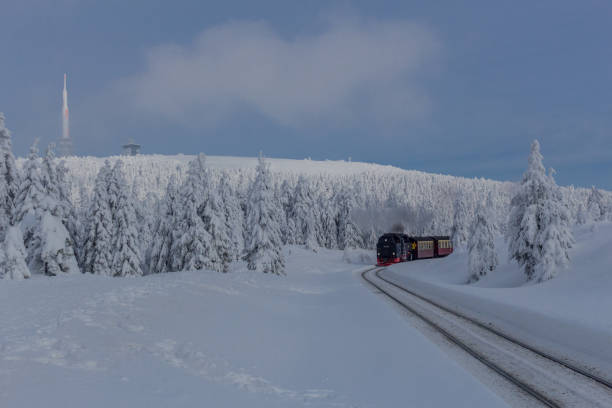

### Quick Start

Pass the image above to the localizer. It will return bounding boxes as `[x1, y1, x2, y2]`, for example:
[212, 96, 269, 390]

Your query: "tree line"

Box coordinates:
[1, 113, 610, 280]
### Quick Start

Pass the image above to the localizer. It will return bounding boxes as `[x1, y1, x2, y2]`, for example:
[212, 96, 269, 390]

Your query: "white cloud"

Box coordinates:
[116, 17, 440, 129]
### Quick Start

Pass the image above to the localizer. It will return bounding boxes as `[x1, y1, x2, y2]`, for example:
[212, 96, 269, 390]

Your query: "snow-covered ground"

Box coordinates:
[383, 222, 612, 383]
[0, 246, 508, 407]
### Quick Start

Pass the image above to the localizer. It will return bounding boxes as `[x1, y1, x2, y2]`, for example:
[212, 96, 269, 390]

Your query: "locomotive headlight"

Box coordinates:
[392, 252, 395, 256]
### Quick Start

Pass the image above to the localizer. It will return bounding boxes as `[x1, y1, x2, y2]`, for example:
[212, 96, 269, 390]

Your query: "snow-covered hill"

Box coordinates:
[16, 153, 605, 242]
[48, 153, 510, 199]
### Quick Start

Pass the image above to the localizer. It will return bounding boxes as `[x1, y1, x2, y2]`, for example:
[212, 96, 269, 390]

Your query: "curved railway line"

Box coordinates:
[361, 267, 612, 407]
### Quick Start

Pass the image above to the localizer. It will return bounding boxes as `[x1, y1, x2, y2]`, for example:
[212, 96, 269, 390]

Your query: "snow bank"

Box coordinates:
[342, 248, 376, 265]
[384, 222, 612, 382]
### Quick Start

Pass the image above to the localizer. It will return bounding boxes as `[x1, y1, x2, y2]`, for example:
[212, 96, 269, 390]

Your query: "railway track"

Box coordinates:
[361, 267, 612, 408]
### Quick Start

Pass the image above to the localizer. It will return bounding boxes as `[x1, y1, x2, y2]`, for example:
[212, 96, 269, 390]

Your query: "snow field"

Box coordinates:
[0, 247, 508, 407]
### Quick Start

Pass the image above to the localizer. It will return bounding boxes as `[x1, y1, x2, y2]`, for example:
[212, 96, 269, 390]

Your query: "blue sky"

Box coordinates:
[1, 0, 611, 189]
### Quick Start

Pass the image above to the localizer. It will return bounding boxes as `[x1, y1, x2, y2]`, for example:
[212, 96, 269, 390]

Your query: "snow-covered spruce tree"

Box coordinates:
[279, 179, 299, 246]
[15, 142, 80, 275]
[148, 176, 179, 274]
[575, 202, 587, 225]
[506, 140, 574, 282]
[365, 226, 378, 250]
[451, 192, 470, 249]
[244, 154, 285, 275]
[289, 176, 318, 250]
[317, 185, 338, 249]
[200, 173, 232, 272]
[0, 226, 30, 279]
[37, 211, 80, 275]
[586, 186, 606, 223]
[42, 147, 80, 254]
[107, 160, 143, 277]
[170, 154, 219, 272]
[14, 140, 46, 250]
[335, 185, 362, 250]
[82, 161, 114, 275]
[55, 158, 80, 238]
[0, 113, 20, 241]
[278, 179, 293, 245]
[74, 183, 90, 265]
[131, 182, 152, 258]
[468, 193, 498, 283]
[219, 175, 244, 261]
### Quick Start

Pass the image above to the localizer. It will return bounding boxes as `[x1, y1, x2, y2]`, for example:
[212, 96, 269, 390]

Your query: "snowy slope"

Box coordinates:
[16, 154, 410, 199]
[20, 153, 513, 200]
[383, 222, 612, 383]
[0, 247, 508, 407]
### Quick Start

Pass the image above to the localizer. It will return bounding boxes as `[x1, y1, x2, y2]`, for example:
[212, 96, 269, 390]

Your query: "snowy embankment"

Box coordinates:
[0, 246, 508, 408]
[383, 223, 612, 382]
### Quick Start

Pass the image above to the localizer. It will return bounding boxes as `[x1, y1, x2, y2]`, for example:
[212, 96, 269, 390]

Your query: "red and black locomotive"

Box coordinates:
[376, 233, 453, 266]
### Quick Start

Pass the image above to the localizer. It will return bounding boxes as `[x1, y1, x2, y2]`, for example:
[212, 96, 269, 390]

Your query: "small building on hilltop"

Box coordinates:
[122, 139, 141, 156]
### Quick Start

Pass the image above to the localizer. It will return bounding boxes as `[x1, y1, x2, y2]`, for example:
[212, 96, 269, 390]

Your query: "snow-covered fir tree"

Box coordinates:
[41, 147, 80, 255]
[219, 175, 245, 261]
[148, 176, 179, 274]
[506, 140, 574, 282]
[200, 173, 232, 272]
[37, 211, 80, 275]
[335, 185, 362, 250]
[575, 202, 587, 225]
[82, 161, 114, 275]
[14, 142, 79, 275]
[14, 141, 46, 248]
[468, 193, 498, 282]
[0, 113, 20, 241]
[107, 160, 143, 277]
[74, 183, 90, 265]
[0, 226, 30, 279]
[244, 154, 285, 275]
[55, 158, 80, 242]
[317, 185, 338, 249]
[131, 181, 153, 257]
[288, 176, 318, 250]
[586, 186, 606, 223]
[278, 179, 297, 245]
[365, 226, 378, 250]
[451, 192, 471, 249]
[170, 154, 219, 272]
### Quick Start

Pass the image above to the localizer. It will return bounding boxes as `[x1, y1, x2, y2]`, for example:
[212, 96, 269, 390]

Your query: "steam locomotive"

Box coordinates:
[376, 233, 453, 266]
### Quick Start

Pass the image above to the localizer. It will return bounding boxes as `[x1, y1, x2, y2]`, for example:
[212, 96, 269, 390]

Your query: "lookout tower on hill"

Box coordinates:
[122, 139, 141, 156]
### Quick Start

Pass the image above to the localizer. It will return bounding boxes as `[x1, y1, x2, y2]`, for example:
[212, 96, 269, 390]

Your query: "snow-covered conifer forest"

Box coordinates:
[1, 113, 612, 280]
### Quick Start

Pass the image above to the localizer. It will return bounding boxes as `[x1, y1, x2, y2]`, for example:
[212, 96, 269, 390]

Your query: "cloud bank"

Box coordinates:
[117, 18, 439, 129]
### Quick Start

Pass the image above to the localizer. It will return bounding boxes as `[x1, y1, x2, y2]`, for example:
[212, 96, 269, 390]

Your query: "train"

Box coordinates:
[376, 233, 453, 266]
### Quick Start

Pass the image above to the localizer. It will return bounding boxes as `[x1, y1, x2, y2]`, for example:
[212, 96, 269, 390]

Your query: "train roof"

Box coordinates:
[378, 234, 451, 242]
[405, 236, 451, 241]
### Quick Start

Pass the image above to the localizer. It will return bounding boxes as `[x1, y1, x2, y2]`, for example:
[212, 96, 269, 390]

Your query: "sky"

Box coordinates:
[1, 0, 611, 189]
